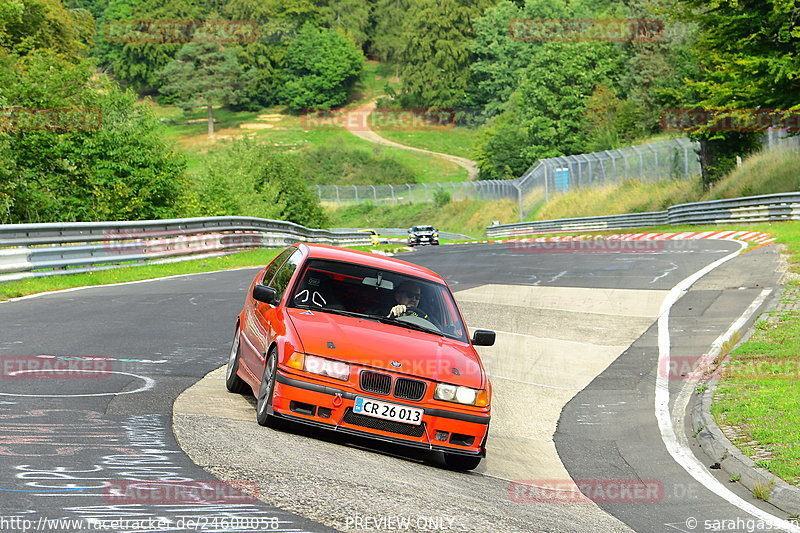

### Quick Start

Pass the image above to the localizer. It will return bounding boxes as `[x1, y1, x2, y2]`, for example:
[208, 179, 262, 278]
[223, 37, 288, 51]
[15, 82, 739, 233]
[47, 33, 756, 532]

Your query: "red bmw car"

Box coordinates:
[226, 243, 495, 470]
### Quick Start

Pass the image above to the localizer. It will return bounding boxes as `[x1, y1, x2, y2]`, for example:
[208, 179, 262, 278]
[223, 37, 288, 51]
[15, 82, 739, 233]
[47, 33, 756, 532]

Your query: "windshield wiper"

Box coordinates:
[294, 305, 377, 321]
[377, 316, 444, 337]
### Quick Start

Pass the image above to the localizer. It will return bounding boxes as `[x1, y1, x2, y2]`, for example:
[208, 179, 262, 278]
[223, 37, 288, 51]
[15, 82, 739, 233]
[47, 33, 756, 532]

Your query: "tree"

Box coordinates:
[187, 138, 329, 228]
[397, 0, 493, 108]
[159, 38, 247, 137]
[474, 40, 624, 179]
[370, 0, 412, 64]
[97, 0, 206, 94]
[281, 23, 364, 111]
[0, 0, 93, 59]
[318, 0, 373, 49]
[0, 51, 186, 223]
[671, 0, 800, 187]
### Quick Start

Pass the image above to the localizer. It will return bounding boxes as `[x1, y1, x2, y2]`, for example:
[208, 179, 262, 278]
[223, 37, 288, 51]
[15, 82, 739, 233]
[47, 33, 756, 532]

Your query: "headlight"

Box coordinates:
[433, 232, 439, 238]
[303, 355, 350, 380]
[434, 383, 484, 405]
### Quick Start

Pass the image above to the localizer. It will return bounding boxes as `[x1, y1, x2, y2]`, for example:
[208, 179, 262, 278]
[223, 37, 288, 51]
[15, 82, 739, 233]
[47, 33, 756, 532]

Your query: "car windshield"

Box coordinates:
[288, 258, 468, 342]
[415, 226, 434, 232]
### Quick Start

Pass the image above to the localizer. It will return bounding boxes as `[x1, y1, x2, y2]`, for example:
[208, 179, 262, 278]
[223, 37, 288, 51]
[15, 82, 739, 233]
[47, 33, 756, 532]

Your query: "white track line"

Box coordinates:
[0, 267, 260, 305]
[655, 241, 799, 532]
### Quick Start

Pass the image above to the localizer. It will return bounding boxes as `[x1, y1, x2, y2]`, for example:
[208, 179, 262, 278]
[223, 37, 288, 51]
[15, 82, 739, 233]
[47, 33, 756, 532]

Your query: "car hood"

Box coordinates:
[287, 308, 483, 387]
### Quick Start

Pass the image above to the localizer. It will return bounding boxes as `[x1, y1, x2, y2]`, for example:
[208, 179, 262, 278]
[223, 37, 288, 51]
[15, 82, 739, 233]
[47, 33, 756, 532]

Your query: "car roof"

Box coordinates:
[298, 243, 444, 284]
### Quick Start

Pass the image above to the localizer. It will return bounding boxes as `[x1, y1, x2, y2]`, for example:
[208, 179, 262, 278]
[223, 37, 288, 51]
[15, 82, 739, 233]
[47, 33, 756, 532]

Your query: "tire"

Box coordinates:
[443, 453, 482, 471]
[256, 349, 284, 428]
[225, 327, 248, 394]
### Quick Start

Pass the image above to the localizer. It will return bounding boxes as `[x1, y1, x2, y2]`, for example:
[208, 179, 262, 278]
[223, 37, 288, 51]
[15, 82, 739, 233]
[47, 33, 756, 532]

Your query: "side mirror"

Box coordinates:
[471, 329, 496, 347]
[253, 285, 279, 305]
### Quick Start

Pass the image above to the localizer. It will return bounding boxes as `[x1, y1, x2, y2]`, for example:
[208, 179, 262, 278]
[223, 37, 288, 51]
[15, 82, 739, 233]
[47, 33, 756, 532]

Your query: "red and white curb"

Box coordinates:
[444, 230, 776, 246]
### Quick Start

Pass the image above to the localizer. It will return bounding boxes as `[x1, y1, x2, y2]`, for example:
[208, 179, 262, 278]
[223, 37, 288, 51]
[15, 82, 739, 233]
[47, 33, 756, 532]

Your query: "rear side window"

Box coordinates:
[262, 247, 295, 285]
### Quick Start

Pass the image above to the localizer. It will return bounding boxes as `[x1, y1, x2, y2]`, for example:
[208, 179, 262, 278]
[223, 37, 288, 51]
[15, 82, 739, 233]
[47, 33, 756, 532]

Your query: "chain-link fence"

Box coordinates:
[314, 131, 797, 221]
[313, 138, 700, 218]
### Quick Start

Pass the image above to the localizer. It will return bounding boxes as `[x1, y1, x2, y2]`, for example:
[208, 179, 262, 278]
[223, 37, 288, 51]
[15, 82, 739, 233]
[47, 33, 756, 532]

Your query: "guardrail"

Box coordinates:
[0, 217, 370, 282]
[486, 192, 800, 237]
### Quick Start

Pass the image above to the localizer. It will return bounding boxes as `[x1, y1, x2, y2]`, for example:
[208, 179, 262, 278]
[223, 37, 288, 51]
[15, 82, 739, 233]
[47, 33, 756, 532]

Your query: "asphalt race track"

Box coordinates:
[0, 240, 792, 533]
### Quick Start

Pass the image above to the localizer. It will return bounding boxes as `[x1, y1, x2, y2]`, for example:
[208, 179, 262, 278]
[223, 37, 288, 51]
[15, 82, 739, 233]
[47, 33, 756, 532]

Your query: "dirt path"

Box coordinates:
[343, 99, 479, 180]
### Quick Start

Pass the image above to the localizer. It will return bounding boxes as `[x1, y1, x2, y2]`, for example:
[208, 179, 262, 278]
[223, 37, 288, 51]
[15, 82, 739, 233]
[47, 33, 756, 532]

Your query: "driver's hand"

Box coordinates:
[388, 304, 406, 317]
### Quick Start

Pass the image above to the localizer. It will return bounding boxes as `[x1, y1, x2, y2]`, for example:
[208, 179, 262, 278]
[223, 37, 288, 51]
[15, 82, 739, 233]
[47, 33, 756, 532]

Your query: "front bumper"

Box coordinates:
[409, 236, 439, 245]
[272, 371, 489, 457]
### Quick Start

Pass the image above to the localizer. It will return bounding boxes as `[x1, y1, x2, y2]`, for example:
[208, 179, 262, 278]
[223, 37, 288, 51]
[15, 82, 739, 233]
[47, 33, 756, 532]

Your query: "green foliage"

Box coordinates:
[97, 0, 206, 93]
[670, 0, 800, 188]
[0, 0, 93, 59]
[397, 0, 493, 108]
[475, 40, 625, 179]
[294, 145, 416, 186]
[187, 138, 328, 228]
[433, 188, 451, 207]
[0, 52, 186, 223]
[369, 0, 411, 64]
[318, 0, 373, 48]
[281, 23, 364, 111]
[158, 36, 248, 135]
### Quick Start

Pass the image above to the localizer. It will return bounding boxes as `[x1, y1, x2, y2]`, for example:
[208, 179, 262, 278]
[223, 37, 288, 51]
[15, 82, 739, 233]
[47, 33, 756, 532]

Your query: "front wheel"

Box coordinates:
[443, 453, 482, 471]
[256, 349, 285, 428]
[225, 327, 248, 394]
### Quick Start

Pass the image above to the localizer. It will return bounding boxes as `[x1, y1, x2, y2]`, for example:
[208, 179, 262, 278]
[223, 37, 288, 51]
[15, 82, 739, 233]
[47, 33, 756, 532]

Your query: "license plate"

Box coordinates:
[353, 397, 424, 425]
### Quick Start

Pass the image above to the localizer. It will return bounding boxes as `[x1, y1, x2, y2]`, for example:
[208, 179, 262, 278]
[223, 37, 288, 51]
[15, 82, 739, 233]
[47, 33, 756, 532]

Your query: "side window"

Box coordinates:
[262, 247, 295, 286]
[271, 250, 303, 301]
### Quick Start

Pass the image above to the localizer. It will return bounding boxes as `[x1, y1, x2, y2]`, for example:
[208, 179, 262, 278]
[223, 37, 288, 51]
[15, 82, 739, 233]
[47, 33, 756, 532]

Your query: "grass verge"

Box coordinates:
[0, 249, 281, 302]
[326, 198, 518, 238]
[710, 278, 800, 487]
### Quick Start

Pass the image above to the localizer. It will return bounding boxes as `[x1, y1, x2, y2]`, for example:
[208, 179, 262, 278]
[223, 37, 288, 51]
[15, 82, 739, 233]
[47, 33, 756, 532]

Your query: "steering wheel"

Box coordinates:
[400, 306, 428, 319]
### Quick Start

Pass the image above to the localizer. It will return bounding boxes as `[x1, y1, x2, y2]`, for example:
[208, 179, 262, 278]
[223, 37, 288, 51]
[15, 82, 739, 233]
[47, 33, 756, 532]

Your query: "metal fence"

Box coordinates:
[313, 129, 798, 222]
[486, 192, 800, 237]
[0, 216, 370, 282]
[313, 138, 701, 220]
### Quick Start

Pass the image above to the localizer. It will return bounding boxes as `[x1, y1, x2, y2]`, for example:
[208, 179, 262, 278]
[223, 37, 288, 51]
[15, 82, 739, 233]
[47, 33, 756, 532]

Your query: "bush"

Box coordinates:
[281, 23, 364, 112]
[0, 52, 186, 223]
[433, 188, 451, 207]
[186, 138, 328, 228]
[294, 145, 416, 186]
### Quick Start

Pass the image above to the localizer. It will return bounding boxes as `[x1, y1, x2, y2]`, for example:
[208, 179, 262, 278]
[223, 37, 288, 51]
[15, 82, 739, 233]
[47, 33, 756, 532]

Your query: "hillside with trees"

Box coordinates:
[1, 0, 797, 226]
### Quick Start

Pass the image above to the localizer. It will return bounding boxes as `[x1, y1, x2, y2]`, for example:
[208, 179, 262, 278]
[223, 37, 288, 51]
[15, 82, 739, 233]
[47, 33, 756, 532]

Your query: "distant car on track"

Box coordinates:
[408, 225, 439, 246]
[226, 243, 495, 470]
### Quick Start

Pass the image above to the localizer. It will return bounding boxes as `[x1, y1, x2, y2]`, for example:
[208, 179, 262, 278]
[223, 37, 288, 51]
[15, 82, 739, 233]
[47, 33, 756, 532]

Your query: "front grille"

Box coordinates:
[342, 408, 426, 437]
[394, 378, 426, 401]
[360, 370, 391, 395]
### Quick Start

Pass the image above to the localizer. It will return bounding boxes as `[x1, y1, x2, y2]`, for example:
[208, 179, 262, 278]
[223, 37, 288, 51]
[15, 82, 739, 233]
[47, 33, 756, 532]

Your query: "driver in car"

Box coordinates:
[388, 281, 428, 319]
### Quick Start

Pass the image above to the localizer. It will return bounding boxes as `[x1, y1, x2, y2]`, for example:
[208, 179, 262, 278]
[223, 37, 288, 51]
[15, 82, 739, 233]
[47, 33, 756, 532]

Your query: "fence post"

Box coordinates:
[389, 184, 396, 203]
[371, 185, 377, 203]
[650, 144, 659, 180]
[353, 185, 358, 203]
[336, 186, 341, 206]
